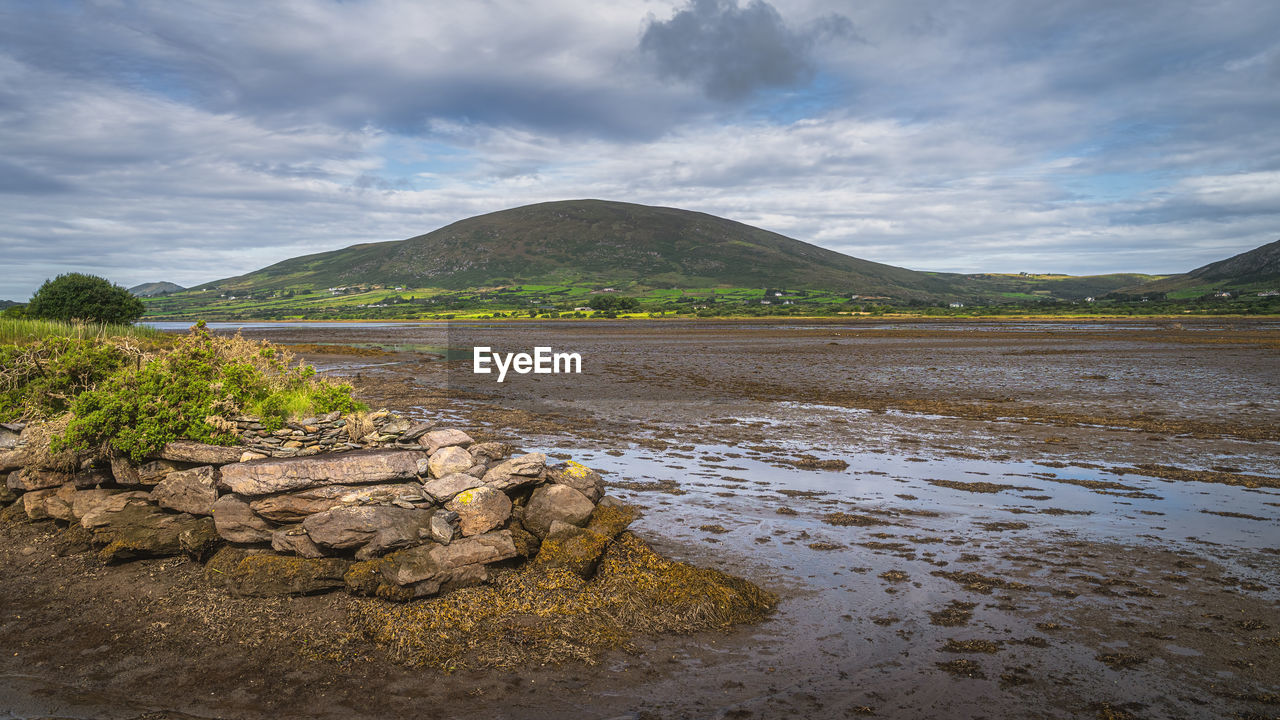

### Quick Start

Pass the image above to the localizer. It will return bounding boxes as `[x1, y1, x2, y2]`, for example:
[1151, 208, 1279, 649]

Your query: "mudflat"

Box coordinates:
[2, 318, 1276, 719]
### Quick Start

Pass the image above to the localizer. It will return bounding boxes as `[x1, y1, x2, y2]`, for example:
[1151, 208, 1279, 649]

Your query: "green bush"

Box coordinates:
[27, 273, 146, 325]
[54, 326, 363, 461]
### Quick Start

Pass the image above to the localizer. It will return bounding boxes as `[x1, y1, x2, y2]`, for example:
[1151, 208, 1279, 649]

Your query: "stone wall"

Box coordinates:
[0, 412, 631, 600]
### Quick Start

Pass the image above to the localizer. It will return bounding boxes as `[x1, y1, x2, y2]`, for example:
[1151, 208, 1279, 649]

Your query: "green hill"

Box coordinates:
[1116, 238, 1280, 298]
[128, 281, 186, 297]
[190, 199, 969, 298]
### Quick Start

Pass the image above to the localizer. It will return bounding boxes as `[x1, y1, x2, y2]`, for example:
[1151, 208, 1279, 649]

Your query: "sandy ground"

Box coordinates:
[2, 318, 1277, 719]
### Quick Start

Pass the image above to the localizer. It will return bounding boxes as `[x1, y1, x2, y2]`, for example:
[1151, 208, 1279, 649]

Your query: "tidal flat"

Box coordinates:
[3, 318, 1276, 719]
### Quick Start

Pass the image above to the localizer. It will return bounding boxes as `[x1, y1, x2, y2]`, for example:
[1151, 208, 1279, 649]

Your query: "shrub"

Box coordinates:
[56, 325, 363, 461]
[27, 273, 146, 325]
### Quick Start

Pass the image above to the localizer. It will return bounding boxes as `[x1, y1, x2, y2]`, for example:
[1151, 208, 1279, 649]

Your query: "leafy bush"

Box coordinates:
[27, 273, 146, 325]
[54, 325, 363, 461]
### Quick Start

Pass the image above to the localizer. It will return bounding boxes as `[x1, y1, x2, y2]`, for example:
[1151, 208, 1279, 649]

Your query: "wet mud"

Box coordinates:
[2, 319, 1277, 719]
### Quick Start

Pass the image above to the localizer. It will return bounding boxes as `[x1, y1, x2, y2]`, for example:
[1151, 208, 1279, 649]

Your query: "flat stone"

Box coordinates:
[301, 505, 435, 556]
[219, 449, 428, 496]
[79, 492, 154, 529]
[271, 526, 326, 558]
[467, 442, 511, 464]
[482, 452, 547, 491]
[137, 459, 197, 485]
[154, 440, 244, 465]
[422, 472, 483, 502]
[73, 490, 150, 522]
[400, 422, 433, 441]
[0, 449, 23, 471]
[429, 510, 459, 544]
[45, 483, 78, 522]
[445, 486, 512, 537]
[380, 530, 517, 586]
[152, 465, 219, 516]
[428, 446, 473, 479]
[403, 563, 490, 599]
[211, 549, 350, 597]
[70, 466, 112, 489]
[249, 483, 423, 523]
[21, 488, 59, 520]
[109, 454, 141, 486]
[211, 494, 275, 543]
[522, 484, 595, 539]
[7, 467, 69, 492]
[418, 429, 473, 454]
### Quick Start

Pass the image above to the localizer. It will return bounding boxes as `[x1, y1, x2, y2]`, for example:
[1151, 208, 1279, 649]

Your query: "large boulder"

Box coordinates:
[427, 446, 473, 479]
[155, 440, 245, 465]
[219, 449, 428, 495]
[152, 465, 219, 516]
[83, 501, 214, 562]
[547, 460, 605, 503]
[445, 486, 511, 537]
[531, 503, 636, 579]
[249, 483, 423, 523]
[211, 494, 275, 543]
[422, 472, 482, 503]
[301, 506, 435, 558]
[482, 452, 547, 491]
[417, 429, 473, 454]
[522, 484, 595, 539]
[207, 547, 350, 597]
[379, 530, 517, 589]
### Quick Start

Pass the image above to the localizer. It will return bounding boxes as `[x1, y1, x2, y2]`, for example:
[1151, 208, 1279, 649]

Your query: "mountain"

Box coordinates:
[191, 199, 969, 299]
[129, 281, 186, 297]
[1116, 239, 1280, 297]
[0, 300, 18, 310]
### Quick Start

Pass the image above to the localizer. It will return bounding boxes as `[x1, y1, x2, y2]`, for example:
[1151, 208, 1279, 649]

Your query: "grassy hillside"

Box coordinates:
[1118, 239, 1280, 298]
[188, 200, 970, 298]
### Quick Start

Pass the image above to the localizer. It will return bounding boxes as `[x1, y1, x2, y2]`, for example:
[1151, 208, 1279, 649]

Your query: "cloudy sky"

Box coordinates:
[2, 0, 1278, 299]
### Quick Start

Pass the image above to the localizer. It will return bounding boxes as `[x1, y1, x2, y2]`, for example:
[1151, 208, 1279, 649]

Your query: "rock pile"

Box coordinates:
[232, 409, 424, 458]
[1, 413, 634, 600]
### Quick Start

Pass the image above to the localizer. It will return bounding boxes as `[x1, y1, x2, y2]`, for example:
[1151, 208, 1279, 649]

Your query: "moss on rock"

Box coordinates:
[347, 530, 776, 670]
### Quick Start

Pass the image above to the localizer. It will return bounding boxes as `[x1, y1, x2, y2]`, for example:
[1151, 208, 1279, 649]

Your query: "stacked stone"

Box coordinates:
[233, 409, 420, 458]
[0, 415, 631, 600]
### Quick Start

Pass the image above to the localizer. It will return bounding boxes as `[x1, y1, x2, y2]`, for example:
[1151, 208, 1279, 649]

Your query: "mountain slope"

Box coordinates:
[129, 281, 186, 297]
[1119, 238, 1280, 296]
[191, 199, 967, 298]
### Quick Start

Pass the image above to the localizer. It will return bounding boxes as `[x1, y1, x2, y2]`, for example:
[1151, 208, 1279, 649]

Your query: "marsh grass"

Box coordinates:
[0, 317, 166, 346]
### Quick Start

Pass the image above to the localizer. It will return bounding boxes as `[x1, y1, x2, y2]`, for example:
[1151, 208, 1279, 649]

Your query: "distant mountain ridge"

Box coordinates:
[129, 281, 186, 297]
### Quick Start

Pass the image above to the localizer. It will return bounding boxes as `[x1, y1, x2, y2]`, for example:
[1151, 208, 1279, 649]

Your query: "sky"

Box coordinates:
[2, 0, 1279, 300]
